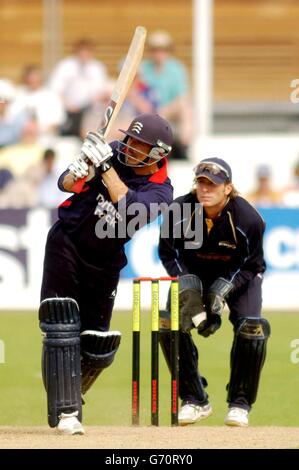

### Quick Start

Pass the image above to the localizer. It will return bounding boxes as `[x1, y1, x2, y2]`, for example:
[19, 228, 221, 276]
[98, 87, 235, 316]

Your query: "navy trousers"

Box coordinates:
[40, 221, 119, 332]
[180, 274, 263, 406]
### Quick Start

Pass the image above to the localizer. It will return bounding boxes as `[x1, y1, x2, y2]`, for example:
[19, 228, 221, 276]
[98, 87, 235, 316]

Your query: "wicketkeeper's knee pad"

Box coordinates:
[39, 297, 82, 427]
[227, 317, 271, 408]
[80, 330, 121, 395]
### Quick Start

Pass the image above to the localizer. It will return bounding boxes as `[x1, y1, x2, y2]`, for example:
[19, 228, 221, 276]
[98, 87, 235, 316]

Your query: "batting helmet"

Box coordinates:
[118, 113, 173, 167]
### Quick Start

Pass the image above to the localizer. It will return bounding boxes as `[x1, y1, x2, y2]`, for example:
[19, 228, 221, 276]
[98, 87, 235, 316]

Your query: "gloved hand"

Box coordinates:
[197, 278, 233, 338]
[206, 277, 234, 317]
[197, 315, 222, 337]
[68, 154, 89, 180]
[81, 131, 113, 167]
[178, 274, 206, 333]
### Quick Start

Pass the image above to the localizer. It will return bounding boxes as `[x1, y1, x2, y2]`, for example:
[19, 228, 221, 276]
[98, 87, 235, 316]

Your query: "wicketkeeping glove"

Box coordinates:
[197, 315, 222, 338]
[178, 274, 207, 333]
[206, 277, 234, 317]
[197, 278, 233, 338]
[81, 131, 113, 167]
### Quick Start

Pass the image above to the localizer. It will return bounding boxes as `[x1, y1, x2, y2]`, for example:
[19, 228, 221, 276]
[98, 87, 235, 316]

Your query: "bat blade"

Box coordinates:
[99, 26, 147, 137]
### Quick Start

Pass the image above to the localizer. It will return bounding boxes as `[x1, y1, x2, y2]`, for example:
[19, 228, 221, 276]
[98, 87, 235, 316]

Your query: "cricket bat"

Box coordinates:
[99, 26, 147, 138]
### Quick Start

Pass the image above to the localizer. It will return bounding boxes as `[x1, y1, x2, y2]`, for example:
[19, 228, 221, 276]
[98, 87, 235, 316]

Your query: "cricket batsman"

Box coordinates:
[39, 113, 173, 434]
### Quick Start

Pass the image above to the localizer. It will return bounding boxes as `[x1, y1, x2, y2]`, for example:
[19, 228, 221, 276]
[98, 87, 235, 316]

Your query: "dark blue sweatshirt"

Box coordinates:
[158, 192, 266, 291]
[57, 142, 173, 268]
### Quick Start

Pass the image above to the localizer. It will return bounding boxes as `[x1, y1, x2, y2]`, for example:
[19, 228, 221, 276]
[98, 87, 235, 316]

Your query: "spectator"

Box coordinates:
[115, 69, 159, 140]
[0, 168, 13, 190]
[122, 71, 157, 118]
[12, 65, 65, 142]
[247, 164, 283, 207]
[0, 111, 42, 179]
[49, 38, 108, 137]
[80, 79, 118, 140]
[36, 148, 66, 208]
[282, 159, 299, 207]
[0, 148, 65, 208]
[0, 78, 29, 147]
[141, 30, 192, 159]
[81, 72, 158, 142]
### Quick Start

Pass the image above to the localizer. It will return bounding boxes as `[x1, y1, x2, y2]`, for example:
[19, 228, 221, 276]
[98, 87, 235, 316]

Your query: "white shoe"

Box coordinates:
[57, 411, 85, 435]
[224, 407, 249, 427]
[178, 402, 212, 426]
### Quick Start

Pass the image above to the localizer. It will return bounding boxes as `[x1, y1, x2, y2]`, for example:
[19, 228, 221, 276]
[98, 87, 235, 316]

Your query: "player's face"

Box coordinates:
[124, 137, 153, 166]
[196, 177, 232, 207]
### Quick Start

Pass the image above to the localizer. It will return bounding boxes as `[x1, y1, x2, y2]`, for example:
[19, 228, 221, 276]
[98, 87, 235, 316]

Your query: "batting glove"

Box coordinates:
[68, 154, 89, 180]
[81, 131, 113, 167]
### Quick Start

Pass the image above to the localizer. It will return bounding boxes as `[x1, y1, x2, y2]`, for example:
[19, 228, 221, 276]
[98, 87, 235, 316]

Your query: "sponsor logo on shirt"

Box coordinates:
[218, 241, 237, 249]
[94, 193, 123, 227]
[196, 252, 232, 261]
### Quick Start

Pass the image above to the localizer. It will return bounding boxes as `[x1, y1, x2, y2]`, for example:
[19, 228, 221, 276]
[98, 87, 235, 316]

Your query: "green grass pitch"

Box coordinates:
[0, 310, 298, 426]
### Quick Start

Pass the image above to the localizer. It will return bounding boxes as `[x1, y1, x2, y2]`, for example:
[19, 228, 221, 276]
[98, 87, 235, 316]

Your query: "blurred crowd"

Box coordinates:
[1, 32, 299, 209]
[246, 162, 299, 208]
[0, 32, 193, 209]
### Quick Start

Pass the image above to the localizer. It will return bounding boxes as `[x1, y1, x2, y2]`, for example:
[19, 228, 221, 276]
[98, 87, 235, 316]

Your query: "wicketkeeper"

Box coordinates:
[158, 157, 270, 426]
[39, 113, 173, 434]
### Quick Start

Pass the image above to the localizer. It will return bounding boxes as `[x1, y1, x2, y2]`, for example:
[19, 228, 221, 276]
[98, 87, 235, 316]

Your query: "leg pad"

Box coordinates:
[39, 298, 82, 427]
[81, 330, 121, 395]
[159, 313, 208, 405]
[227, 317, 270, 408]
